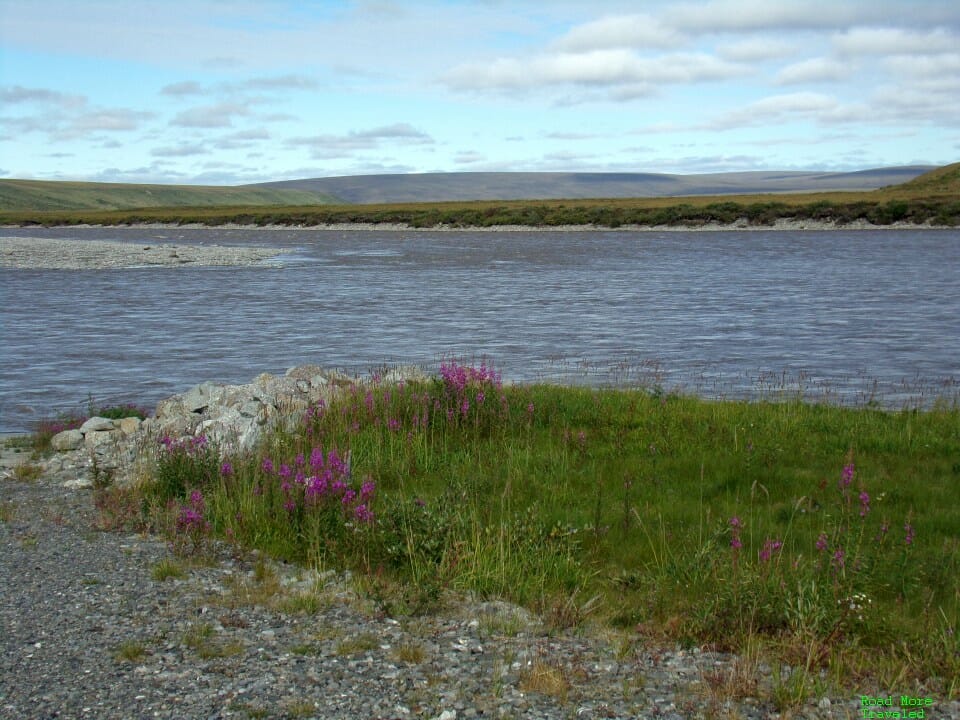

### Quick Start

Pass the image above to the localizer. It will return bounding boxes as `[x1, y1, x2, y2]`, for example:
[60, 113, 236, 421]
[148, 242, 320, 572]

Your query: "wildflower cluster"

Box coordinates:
[153, 433, 219, 502]
[171, 489, 211, 556]
[257, 445, 376, 526]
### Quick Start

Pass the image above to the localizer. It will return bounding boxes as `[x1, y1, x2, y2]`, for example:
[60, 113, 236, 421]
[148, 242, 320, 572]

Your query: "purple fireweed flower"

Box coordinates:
[527, 402, 535, 415]
[461, 398, 470, 416]
[476, 391, 485, 404]
[310, 447, 324, 470]
[278, 464, 292, 480]
[331, 479, 347, 495]
[295, 471, 305, 485]
[189, 490, 204, 509]
[759, 538, 783, 563]
[840, 463, 855, 489]
[388, 417, 401, 432]
[904, 522, 915, 546]
[354, 504, 374, 523]
[220, 462, 233, 477]
[261, 458, 274, 474]
[832, 547, 845, 569]
[253, 485, 263, 496]
[295, 453, 305, 467]
[858, 491, 870, 517]
[360, 479, 376, 502]
[284, 499, 296, 514]
[729, 517, 742, 550]
[307, 474, 328, 498]
[816, 533, 829, 552]
[364, 391, 375, 413]
[280, 480, 291, 494]
[875, 522, 889, 543]
[342, 489, 357, 506]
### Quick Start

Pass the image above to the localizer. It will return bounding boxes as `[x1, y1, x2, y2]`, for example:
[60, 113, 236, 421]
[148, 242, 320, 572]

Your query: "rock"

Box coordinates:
[118, 417, 141, 435]
[85, 429, 121, 448]
[80, 416, 115, 433]
[63, 477, 93, 489]
[44, 365, 366, 486]
[51, 429, 84, 451]
[182, 381, 226, 413]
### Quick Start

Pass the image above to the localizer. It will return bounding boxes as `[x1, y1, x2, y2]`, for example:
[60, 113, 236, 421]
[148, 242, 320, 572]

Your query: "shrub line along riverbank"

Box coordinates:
[2, 218, 956, 233]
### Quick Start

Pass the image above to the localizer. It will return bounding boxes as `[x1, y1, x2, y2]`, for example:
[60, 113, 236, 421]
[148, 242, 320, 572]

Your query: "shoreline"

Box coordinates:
[2, 218, 955, 233]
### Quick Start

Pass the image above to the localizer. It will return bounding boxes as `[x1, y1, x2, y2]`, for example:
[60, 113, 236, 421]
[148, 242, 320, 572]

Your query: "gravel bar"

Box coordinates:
[2, 448, 957, 719]
[0, 236, 288, 270]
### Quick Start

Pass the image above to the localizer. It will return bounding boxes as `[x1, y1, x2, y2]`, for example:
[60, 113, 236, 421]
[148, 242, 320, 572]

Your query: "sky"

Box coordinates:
[0, 0, 958, 185]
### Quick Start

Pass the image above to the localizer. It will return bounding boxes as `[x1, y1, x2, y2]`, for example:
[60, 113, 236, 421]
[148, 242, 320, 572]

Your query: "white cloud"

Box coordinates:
[834, 27, 958, 56]
[776, 57, 849, 84]
[445, 50, 747, 95]
[171, 102, 252, 128]
[0, 85, 86, 107]
[704, 91, 842, 129]
[151, 143, 209, 157]
[160, 81, 203, 96]
[553, 14, 683, 51]
[213, 128, 270, 149]
[286, 123, 434, 159]
[717, 38, 796, 62]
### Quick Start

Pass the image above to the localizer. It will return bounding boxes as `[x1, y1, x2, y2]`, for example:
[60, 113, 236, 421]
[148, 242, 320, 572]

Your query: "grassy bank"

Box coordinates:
[3, 163, 959, 228]
[83, 364, 959, 707]
[3, 194, 958, 228]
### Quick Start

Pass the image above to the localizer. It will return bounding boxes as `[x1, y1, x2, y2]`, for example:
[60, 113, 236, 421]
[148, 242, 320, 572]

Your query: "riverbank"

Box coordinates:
[5, 365, 958, 718]
[2, 220, 953, 271]
[4, 217, 953, 233]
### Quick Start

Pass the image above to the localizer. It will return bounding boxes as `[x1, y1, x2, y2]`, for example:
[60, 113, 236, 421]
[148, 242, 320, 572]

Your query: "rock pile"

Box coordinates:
[43, 364, 429, 487]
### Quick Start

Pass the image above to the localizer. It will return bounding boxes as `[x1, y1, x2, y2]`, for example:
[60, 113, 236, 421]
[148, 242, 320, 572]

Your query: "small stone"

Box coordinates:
[63, 477, 93, 489]
[819, 697, 832, 709]
[118, 417, 141, 435]
[435, 711, 456, 720]
[80, 417, 115, 433]
[51, 429, 84, 451]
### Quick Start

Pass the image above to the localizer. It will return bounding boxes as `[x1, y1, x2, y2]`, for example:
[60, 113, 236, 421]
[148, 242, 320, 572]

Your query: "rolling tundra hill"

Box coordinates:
[0, 179, 336, 212]
[248, 166, 934, 204]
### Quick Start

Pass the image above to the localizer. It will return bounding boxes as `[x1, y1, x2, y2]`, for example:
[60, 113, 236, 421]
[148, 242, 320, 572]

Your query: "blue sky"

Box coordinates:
[1, 0, 958, 185]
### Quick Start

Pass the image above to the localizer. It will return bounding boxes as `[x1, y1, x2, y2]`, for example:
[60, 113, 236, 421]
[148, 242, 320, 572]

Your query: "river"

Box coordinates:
[1, 226, 957, 432]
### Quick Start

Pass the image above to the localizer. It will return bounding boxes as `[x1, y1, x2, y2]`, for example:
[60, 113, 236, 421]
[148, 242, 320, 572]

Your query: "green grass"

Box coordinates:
[0, 178, 336, 211]
[151, 558, 186, 581]
[2, 162, 957, 227]
[80, 363, 960, 702]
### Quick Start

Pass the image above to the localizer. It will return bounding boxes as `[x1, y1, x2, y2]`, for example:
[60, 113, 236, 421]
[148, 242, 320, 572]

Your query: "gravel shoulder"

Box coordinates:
[2, 444, 956, 720]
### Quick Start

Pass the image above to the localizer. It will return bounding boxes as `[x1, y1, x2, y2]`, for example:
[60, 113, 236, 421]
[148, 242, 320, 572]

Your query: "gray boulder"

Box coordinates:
[80, 416, 116, 433]
[51, 429, 84, 451]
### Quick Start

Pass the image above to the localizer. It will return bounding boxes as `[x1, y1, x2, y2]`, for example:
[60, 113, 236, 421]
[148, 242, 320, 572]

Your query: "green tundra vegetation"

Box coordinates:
[2, 162, 958, 228]
[57, 363, 959, 707]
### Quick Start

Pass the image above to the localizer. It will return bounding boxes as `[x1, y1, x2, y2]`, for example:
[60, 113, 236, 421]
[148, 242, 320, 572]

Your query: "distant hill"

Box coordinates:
[888, 162, 960, 198]
[1, 165, 946, 214]
[249, 166, 934, 204]
[0, 179, 336, 211]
